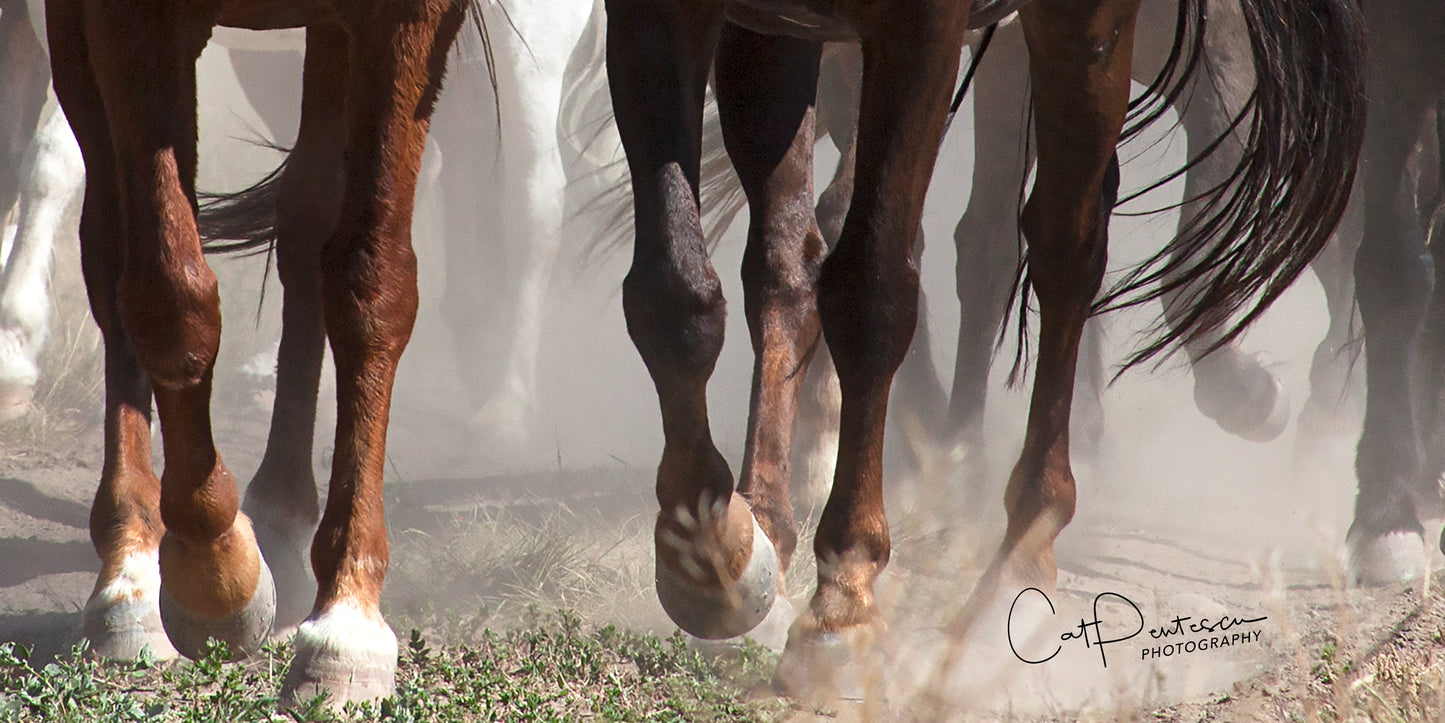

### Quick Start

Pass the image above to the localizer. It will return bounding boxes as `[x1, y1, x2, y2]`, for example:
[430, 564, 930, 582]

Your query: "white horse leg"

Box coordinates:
[0, 106, 83, 421]
[449, 1, 593, 449]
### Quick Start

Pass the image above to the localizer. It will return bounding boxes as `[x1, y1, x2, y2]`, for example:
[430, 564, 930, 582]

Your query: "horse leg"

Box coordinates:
[46, 0, 174, 660]
[788, 46, 859, 509]
[453, 2, 593, 449]
[1347, 4, 1445, 584]
[0, 0, 49, 223]
[51, 0, 277, 658]
[948, 23, 1029, 467]
[963, 0, 1137, 612]
[1297, 195, 1362, 448]
[607, 0, 786, 641]
[0, 107, 81, 420]
[239, 25, 349, 634]
[280, 2, 465, 705]
[715, 23, 824, 641]
[1166, 5, 1289, 443]
[774, 0, 972, 699]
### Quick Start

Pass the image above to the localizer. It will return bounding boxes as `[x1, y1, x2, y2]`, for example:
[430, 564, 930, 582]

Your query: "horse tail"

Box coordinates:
[579, 89, 746, 258]
[1094, 0, 1367, 369]
[197, 152, 286, 256]
[558, 0, 617, 170]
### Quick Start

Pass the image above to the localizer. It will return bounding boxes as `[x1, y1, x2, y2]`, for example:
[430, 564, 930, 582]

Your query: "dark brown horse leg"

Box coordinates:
[281, 2, 464, 706]
[1348, 3, 1445, 583]
[239, 25, 348, 634]
[967, 0, 1138, 608]
[715, 23, 823, 582]
[61, 0, 276, 659]
[46, 0, 174, 660]
[607, 0, 784, 642]
[774, 0, 971, 700]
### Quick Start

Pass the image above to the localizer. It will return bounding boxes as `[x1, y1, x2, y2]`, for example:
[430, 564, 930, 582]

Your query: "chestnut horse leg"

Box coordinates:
[48, 0, 277, 659]
[965, 0, 1138, 608]
[606, 0, 787, 641]
[46, 0, 173, 659]
[774, 0, 972, 699]
[239, 25, 349, 634]
[280, 1, 465, 706]
[715, 21, 824, 615]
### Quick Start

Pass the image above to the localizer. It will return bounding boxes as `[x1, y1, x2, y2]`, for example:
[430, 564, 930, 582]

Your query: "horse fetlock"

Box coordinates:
[655, 493, 780, 639]
[157, 514, 272, 630]
[159, 544, 275, 660]
[281, 599, 397, 709]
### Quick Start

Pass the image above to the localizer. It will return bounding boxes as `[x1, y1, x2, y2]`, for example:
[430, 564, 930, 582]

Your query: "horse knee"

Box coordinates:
[118, 252, 222, 390]
[319, 240, 419, 368]
[622, 167, 726, 387]
[1018, 158, 1117, 309]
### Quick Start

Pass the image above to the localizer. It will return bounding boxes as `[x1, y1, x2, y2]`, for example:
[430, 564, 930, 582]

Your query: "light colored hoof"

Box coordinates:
[773, 618, 889, 707]
[281, 602, 398, 709]
[656, 510, 779, 640]
[1348, 530, 1427, 586]
[160, 551, 276, 660]
[688, 592, 796, 656]
[82, 552, 178, 660]
[243, 500, 317, 632]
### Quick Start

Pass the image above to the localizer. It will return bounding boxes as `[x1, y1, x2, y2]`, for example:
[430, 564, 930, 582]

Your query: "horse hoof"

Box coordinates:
[773, 618, 889, 707]
[82, 552, 179, 660]
[159, 550, 276, 660]
[281, 602, 398, 709]
[243, 499, 317, 632]
[1196, 358, 1290, 443]
[656, 504, 779, 640]
[1348, 530, 1426, 586]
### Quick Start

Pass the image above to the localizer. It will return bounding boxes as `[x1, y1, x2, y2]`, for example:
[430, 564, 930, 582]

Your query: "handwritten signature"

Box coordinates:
[1007, 587, 1267, 668]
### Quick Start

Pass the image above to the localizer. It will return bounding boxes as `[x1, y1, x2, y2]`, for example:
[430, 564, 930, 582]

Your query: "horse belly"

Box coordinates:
[724, 0, 1032, 41]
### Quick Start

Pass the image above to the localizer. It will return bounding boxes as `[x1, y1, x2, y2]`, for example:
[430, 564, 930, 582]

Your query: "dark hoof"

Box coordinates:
[280, 603, 398, 709]
[657, 511, 780, 640]
[160, 551, 276, 660]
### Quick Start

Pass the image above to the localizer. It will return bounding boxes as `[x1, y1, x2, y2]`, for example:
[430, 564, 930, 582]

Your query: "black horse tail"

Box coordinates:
[197, 152, 286, 256]
[1095, 0, 1367, 369]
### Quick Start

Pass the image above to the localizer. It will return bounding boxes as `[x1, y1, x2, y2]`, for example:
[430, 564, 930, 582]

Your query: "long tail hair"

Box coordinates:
[1079, 0, 1367, 369]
